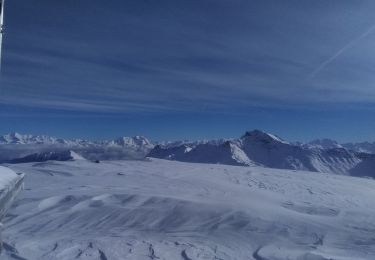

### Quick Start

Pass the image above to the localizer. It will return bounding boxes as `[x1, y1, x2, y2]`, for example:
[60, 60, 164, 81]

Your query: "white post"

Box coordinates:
[0, 0, 5, 69]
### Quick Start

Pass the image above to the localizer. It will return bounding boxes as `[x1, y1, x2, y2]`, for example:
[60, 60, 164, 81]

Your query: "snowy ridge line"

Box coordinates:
[148, 130, 375, 177]
[0, 134, 155, 163]
[1, 130, 374, 177]
[0, 133, 154, 151]
[1, 130, 374, 154]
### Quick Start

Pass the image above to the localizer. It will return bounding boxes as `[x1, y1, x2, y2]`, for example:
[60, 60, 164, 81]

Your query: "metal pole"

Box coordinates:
[0, 0, 5, 70]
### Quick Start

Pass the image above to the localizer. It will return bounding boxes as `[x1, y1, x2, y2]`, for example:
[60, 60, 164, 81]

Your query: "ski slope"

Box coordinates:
[2, 159, 375, 259]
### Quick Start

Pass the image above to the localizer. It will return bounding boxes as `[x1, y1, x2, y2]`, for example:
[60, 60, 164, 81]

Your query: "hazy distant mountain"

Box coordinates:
[0, 133, 154, 149]
[0, 133, 155, 163]
[305, 139, 344, 149]
[349, 153, 375, 178]
[304, 139, 375, 155]
[342, 142, 375, 154]
[0, 132, 91, 146]
[104, 136, 154, 151]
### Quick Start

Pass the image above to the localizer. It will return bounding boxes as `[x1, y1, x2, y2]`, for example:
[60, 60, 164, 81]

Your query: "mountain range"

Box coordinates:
[0, 133, 153, 163]
[149, 130, 375, 177]
[0, 131, 374, 177]
[0, 132, 152, 149]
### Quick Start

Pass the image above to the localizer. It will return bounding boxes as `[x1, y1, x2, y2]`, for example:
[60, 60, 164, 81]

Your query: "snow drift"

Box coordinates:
[3, 159, 375, 259]
[0, 167, 24, 220]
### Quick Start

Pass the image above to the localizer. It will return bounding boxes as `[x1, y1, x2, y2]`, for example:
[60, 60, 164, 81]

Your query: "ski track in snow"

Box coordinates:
[1, 159, 375, 259]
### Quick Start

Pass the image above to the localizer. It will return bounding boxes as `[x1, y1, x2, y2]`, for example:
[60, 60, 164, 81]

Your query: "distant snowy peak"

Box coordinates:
[107, 136, 154, 150]
[0, 132, 57, 145]
[148, 129, 368, 175]
[241, 130, 289, 145]
[158, 139, 229, 149]
[0, 132, 88, 146]
[0, 133, 154, 150]
[0, 133, 156, 163]
[306, 139, 343, 150]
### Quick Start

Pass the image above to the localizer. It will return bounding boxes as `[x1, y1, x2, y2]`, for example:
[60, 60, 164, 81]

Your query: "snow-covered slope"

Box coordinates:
[6, 150, 83, 164]
[240, 130, 361, 174]
[3, 159, 375, 259]
[149, 140, 255, 166]
[149, 130, 367, 175]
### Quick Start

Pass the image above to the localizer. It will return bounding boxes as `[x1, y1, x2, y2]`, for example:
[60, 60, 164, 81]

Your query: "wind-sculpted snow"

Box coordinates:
[2, 159, 375, 259]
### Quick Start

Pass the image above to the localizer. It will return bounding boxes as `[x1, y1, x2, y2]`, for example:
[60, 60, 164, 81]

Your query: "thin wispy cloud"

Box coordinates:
[310, 23, 375, 78]
[1, 0, 375, 114]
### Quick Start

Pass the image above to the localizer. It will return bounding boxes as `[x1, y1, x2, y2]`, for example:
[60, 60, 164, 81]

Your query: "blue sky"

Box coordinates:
[0, 0, 375, 142]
